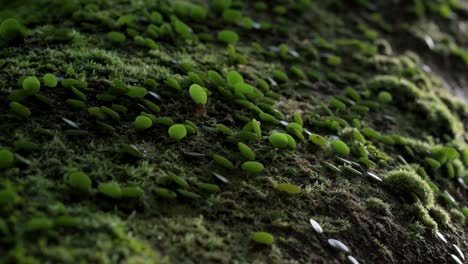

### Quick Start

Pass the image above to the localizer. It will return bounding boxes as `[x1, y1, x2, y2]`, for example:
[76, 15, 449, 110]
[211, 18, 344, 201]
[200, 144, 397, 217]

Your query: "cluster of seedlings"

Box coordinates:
[0, 0, 467, 263]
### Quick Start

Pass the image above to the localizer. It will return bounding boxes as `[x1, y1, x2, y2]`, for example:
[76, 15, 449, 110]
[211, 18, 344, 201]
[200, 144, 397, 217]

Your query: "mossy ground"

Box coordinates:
[0, 0, 467, 263]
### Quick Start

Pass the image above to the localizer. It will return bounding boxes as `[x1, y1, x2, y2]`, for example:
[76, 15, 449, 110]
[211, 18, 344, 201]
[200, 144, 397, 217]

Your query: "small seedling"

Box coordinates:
[154, 187, 177, 199]
[217, 29, 239, 45]
[167, 172, 189, 188]
[213, 154, 234, 169]
[0, 18, 27, 43]
[43, 73, 58, 87]
[127, 86, 147, 98]
[25, 217, 53, 232]
[195, 182, 220, 193]
[121, 187, 144, 198]
[98, 182, 122, 199]
[107, 31, 126, 43]
[189, 84, 208, 105]
[0, 189, 20, 206]
[269, 133, 289, 148]
[134, 116, 153, 131]
[250, 231, 274, 245]
[227, 70, 244, 86]
[332, 140, 350, 156]
[241, 161, 264, 173]
[309, 134, 327, 148]
[10, 102, 31, 118]
[378, 91, 392, 103]
[276, 183, 301, 194]
[67, 172, 92, 191]
[238, 142, 255, 160]
[168, 124, 187, 140]
[22, 76, 40, 95]
[0, 149, 14, 169]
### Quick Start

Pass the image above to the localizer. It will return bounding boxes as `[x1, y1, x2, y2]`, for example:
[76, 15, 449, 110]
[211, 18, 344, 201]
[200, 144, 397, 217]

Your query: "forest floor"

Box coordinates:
[0, 0, 467, 263]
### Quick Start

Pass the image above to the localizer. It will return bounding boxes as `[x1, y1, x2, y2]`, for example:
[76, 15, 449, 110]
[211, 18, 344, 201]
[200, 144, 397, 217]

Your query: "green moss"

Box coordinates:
[250, 231, 275, 245]
[367, 197, 392, 216]
[383, 169, 434, 207]
[412, 203, 438, 231]
[429, 205, 450, 227]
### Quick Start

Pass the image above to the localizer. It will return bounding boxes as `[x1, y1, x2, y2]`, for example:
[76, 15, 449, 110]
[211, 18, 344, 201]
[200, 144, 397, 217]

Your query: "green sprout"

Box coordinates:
[326, 55, 342, 66]
[238, 142, 255, 161]
[331, 140, 350, 156]
[22, 76, 40, 95]
[127, 86, 148, 98]
[10, 102, 31, 118]
[43, 73, 58, 87]
[107, 31, 126, 43]
[154, 187, 177, 199]
[216, 124, 234, 136]
[165, 77, 181, 91]
[276, 183, 301, 194]
[0, 18, 27, 43]
[25, 217, 53, 232]
[134, 116, 153, 131]
[13, 139, 39, 152]
[272, 69, 288, 83]
[167, 172, 189, 188]
[241, 161, 264, 173]
[250, 231, 275, 245]
[425, 157, 441, 169]
[98, 182, 122, 199]
[168, 124, 187, 140]
[67, 172, 92, 192]
[0, 189, 20, 207]
[309, 134, 327, 148]
[217, 30, 239, 45]
[227, 70, 244, 86]
[0, 149, 14, 169]
[213, 154, 234, 169]
[208, 70, 225, 87]
[269, 132, 289, 148]
[378, 91, 392, 103]
[195, 182, 220, 193]
[189, 84, 208, 105]
[121, 187, 144, 198]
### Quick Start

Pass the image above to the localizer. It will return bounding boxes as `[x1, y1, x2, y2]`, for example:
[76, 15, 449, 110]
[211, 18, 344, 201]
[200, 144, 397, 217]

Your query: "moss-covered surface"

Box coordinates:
[0, 0, 467, 263]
